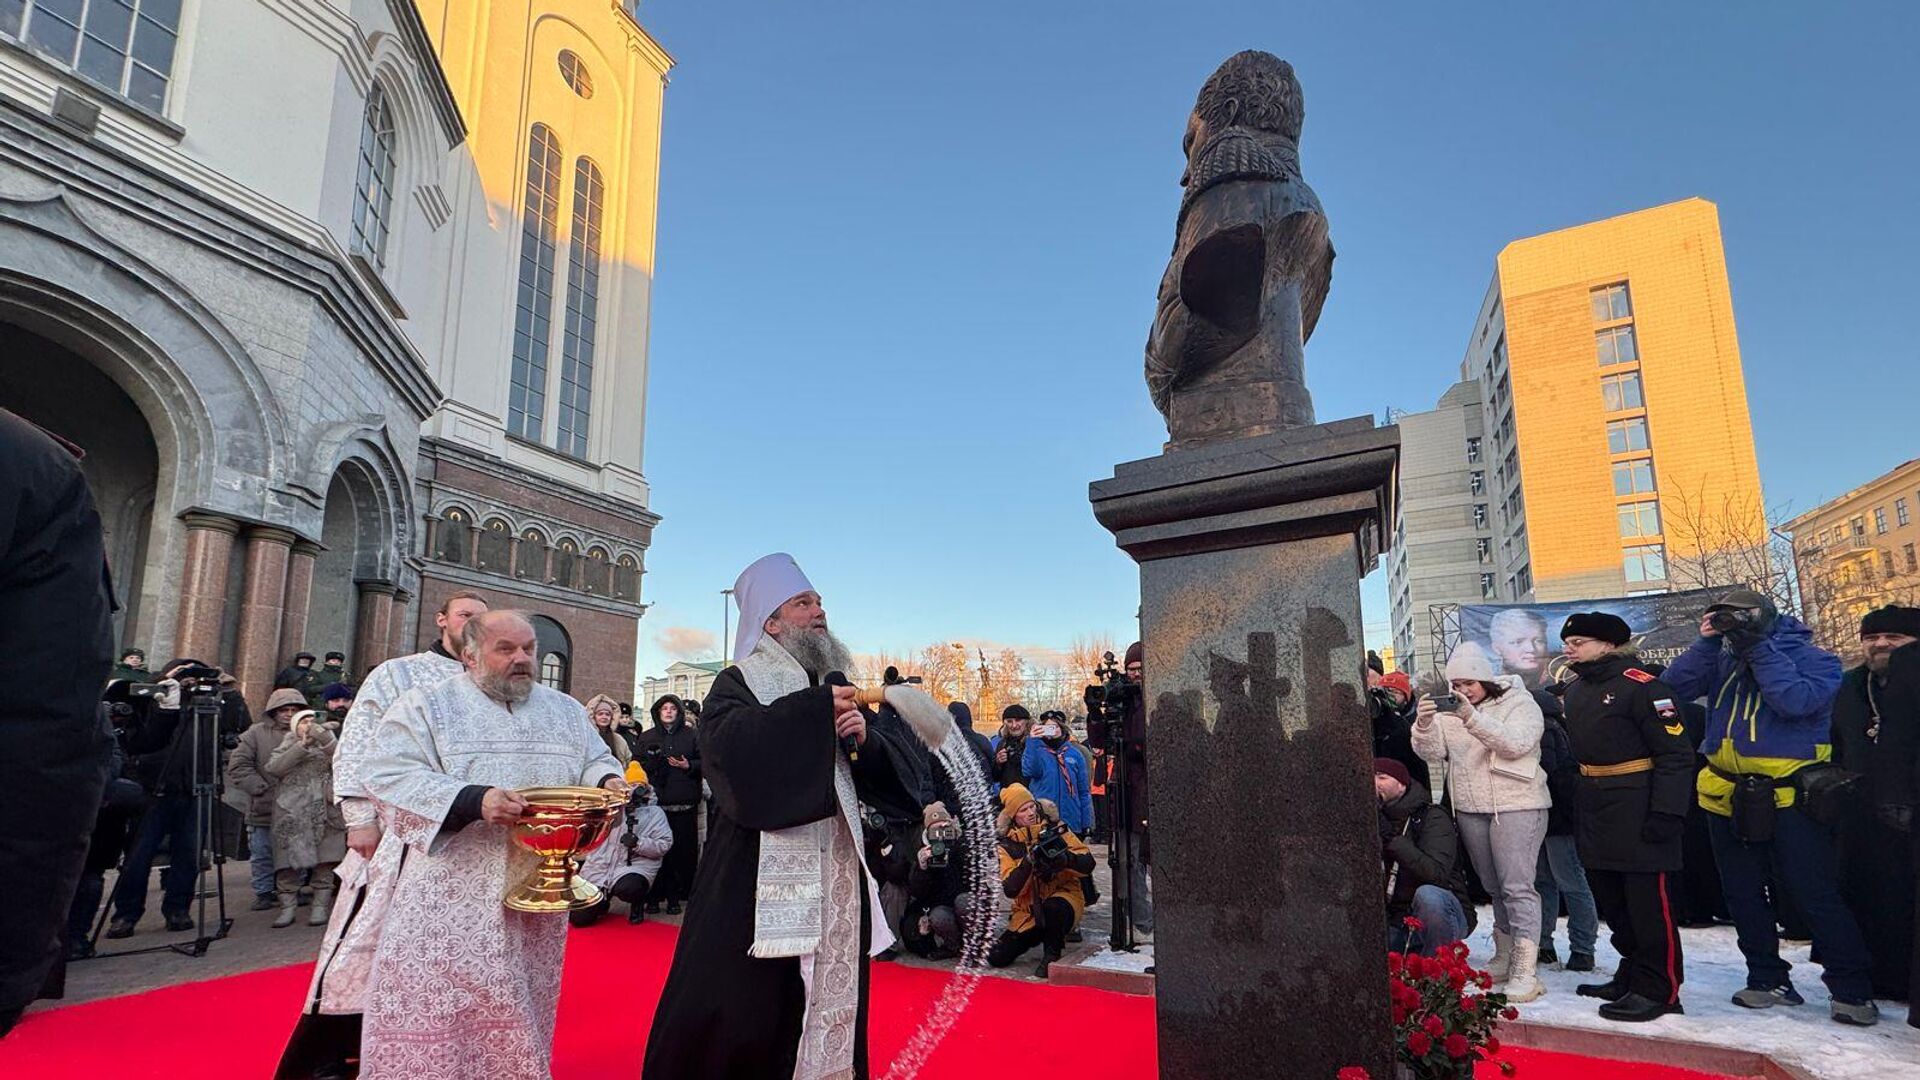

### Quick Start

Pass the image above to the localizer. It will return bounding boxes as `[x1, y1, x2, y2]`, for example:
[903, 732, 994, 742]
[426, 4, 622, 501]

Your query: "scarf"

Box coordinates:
[736, 635, 891, 1080]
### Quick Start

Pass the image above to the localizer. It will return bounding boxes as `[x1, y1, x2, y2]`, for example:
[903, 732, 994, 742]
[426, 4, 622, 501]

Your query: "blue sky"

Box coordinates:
[629, 1, 1918, 682]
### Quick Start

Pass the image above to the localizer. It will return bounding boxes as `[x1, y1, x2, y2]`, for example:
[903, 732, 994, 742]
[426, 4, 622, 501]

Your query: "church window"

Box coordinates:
[509, 124, 564, 441]
[352, 84, 399, 268]
[555, 158, 604, 459]
[7, 0, 181, 112]
[557, 50, 593, 98]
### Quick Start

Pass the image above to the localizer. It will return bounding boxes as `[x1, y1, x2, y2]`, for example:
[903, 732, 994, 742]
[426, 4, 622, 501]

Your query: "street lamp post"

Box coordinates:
[721, 588, 734, 664]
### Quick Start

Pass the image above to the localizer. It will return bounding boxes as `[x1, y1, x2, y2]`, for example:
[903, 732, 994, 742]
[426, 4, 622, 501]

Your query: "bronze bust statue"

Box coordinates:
[1145, 51, 1331, 447]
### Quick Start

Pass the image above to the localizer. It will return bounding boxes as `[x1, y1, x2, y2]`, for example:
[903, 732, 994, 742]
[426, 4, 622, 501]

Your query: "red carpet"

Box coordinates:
[1, 921, 1735, 1078]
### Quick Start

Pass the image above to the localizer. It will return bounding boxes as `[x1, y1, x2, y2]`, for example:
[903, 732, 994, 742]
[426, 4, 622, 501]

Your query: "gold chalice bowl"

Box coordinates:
[503, 785, 624, 913]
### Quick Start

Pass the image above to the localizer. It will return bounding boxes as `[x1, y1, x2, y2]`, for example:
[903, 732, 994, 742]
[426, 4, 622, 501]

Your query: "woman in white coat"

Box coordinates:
[1413, 645, 1551, 1002]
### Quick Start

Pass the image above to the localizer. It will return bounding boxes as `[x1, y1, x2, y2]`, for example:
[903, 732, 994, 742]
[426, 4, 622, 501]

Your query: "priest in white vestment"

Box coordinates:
[354, 610, 626, 1080]
[275, 590, 490, 1080]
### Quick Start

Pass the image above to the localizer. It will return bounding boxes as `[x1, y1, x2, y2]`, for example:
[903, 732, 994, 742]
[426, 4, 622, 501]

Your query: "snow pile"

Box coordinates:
[1081, 944, 1155, 973]
[1466, 916, 1919, 1079]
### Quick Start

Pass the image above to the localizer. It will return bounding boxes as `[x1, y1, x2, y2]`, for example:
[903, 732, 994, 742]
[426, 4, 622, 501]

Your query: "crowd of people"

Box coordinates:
[1371, 591, 1920, 1031]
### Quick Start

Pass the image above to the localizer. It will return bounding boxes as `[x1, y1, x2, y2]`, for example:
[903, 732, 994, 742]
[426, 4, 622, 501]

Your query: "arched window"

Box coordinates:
[528, 613, 572, 691]
[9, 0, 182, 112]
[555, 158, 605, 459]
[434, 507, 472, 564]
[515, 528, 549, 580]
[613, 554, 640, 601]
[476, 517, 513, 572]
[352, 84, 399, 267]
[582, 545, 612, 596]
[550, 537, 579, 589]
[508, 124, 564, 441]
[539, 651, 568, 689]
[557, 50, 593, 98]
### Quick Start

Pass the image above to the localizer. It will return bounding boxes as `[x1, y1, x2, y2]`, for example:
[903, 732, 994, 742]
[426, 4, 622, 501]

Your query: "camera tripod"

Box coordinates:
[81, 685, 234, 961]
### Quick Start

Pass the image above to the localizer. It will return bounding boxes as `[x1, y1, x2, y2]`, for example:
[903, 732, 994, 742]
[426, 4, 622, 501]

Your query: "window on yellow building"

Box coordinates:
[1613, 459, 1656, 497]
[1874, 507, 1889, 534]
[1590, 283, 1632, 322]
[1595, 325, 1638, 366]
[1618, 502, 1661, 539]
[1898, 498, 1911, 527]
[1600, 371, 1644, 411]
[1623, 544, 1667, 584]
[1905, 543, 1916, 574]
[1607, 418, 1650, 454]
[1883, 550, 1897, 578]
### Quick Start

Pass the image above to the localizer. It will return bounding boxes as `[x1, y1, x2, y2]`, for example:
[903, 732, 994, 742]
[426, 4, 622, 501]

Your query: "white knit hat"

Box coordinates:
[1445, 642, 1498, 683]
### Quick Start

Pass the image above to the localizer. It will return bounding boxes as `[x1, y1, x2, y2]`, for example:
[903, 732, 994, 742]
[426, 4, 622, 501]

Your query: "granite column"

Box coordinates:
[233, 526, 295, 707]
[279, 539, 321, 663]
[172, 513, 240, 665]
[352, 581, 396, 674]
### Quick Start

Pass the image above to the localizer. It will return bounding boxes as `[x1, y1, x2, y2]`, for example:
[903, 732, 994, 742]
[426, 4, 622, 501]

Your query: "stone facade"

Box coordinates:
[1, 2, 669, 708]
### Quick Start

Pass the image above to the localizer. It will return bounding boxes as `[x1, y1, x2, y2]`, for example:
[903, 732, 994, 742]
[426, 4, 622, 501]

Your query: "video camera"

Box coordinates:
[881, 666, 922, 687]
[618, 784, 652, 859]
[1031, 822, 1071, 866]
[1083, 652, 1140, 752]
[1707, 607, 1760, 634]
[924, 816, 961, 869]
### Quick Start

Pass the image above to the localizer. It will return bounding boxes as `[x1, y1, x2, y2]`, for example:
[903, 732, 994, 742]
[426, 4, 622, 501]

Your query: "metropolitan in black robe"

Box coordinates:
[641, 665, 920, 1078]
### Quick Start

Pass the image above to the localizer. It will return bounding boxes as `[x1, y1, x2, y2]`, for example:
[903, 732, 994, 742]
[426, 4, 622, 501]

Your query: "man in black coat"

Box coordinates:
[636, 694, 702, 914]
[1831, 605, 1920, 1010]
[1558, 612, 1696, 1023]
[0, 410, 114, 1037]
[1377, 758, 1474, 956]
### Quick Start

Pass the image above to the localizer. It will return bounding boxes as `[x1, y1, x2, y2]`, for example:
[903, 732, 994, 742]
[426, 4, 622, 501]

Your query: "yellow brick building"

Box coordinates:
[1783, 459, 1920, 660]
[1390, 199, 1767, 666]
[1497, 198, 1765, 600]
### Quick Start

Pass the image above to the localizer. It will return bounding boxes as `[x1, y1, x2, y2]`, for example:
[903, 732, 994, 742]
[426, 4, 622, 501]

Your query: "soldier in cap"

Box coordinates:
[1558, 611, 1694, 1022]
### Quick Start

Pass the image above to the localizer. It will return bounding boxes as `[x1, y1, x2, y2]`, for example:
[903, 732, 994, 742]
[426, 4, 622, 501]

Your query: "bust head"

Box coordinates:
[1185, 50, 1303, 166]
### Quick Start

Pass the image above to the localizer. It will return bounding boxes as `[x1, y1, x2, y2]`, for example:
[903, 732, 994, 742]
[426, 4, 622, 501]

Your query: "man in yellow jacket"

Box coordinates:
[990, 784, 1095, 977]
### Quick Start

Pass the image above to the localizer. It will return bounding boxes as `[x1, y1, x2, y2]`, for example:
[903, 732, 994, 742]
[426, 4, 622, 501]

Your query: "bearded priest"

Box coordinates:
[354, 610, 627, 1079]
[643, 553, 923, 1080]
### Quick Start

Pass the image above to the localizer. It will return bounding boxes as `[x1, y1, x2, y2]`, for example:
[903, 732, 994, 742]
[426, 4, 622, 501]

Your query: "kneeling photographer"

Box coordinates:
[573, 768, 674, 927]
[902, 803, 969, 960]
[989, 784, 1095, 977]
[106, 659, 250, 938]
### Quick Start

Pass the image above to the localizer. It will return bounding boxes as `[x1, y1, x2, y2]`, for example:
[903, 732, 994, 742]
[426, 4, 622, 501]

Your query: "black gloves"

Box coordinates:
[1723, 624, 1768, 655]
[1640, 811, 1686, 845]
[1878, 805, 1914, 833]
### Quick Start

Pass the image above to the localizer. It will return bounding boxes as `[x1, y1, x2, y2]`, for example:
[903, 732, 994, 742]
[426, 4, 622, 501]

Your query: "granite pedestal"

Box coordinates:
[1091, 416, 1399, 1079]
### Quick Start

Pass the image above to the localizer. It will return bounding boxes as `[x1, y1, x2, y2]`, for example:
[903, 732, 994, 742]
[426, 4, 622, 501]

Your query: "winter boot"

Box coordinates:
[251, 892, 278, 912]
[1504, 939, 1545, 1004]
[272, 895, 299, 928]
[1598, 992, 1683, 1023]
[1567, 951, 1596, 973]
[1537, 941, 1559, 967]
[308, 889, 333, 926]
[1831, 999, 1880, 1027]
[1485, 929, 1514, 983]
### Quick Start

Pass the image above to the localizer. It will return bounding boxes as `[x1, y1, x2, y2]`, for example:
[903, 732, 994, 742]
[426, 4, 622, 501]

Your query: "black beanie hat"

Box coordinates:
[1560, 611, 1632, 646]
[1124, 641, 1143, 666]
[1861, 606, 1920, 639]
[1002, 704, 1031, 721]
[1373, 757, 1413, 789]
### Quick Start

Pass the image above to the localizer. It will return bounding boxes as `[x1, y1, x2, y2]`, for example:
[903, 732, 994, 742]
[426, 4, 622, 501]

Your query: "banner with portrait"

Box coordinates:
[1448, 586, 1736, 689]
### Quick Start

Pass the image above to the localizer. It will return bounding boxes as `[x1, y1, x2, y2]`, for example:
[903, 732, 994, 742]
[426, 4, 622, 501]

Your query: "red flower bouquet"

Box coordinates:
[1343, 918, 1515, 1079]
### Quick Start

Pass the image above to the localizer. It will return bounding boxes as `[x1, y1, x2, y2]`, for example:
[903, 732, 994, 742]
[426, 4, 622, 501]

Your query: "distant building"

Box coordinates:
[641, 660, 725, 712]
[1783, 459, 1920, 661]
[1, 2, 669, 707]
[1390, 199, 1765, 672]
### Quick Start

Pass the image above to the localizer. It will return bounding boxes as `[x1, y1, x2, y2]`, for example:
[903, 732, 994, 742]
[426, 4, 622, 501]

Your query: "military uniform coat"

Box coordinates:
[1561, 653, 1696, 873]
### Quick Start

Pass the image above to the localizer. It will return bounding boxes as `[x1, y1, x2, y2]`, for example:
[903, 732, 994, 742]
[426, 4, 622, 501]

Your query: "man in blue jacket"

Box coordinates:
[1662, 589, 1877, 1026]
[1022, 709, 1093, 837]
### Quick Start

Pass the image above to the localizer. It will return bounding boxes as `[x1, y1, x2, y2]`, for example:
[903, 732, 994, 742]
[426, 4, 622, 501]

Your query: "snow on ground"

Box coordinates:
[1466, 914, 1920, 1080]
[1080, 942, 1155, 973]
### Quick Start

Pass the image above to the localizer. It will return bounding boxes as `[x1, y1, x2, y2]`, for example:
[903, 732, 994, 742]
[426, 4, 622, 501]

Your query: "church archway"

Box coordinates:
[0, 320, 159, 653]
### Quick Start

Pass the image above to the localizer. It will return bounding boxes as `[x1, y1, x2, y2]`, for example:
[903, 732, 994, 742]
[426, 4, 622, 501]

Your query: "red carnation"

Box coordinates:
[1338, 1068, 1372, 1080]
[1387, 954, 1403, 975]
[1406, 1031, 1432, 1057]
[1501, 1006, 1520, 1020]
[1422, 1014, 1445, 1038]
[1444, 1033, 1469, 1058]
[1403, 915, 1425, 931]
[1485, 1037, 1502, 1055]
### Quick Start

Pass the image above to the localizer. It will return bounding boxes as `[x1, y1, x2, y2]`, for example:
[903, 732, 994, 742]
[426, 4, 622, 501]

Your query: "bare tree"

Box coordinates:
[1661, 484, 1798, 613]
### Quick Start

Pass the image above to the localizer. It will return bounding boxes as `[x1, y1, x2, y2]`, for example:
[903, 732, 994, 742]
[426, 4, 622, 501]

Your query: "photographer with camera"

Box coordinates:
[1369, 668, 1428, 790]
[989, 705, 1031, 789]
[1022, 710, 1093, 838]
[636, 694, 701, 915]
[989, 783, 1095, 977]
[1661, 590, 1877, 1026]
[903, 802, 970, 960]
[105, 659, 250, 939]
[574, 770, 674, 927]
[1087, 642, 1154, 943]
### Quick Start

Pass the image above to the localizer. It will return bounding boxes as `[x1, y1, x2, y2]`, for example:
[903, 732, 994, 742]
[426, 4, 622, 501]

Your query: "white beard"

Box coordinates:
[774, 626, 855, 680]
